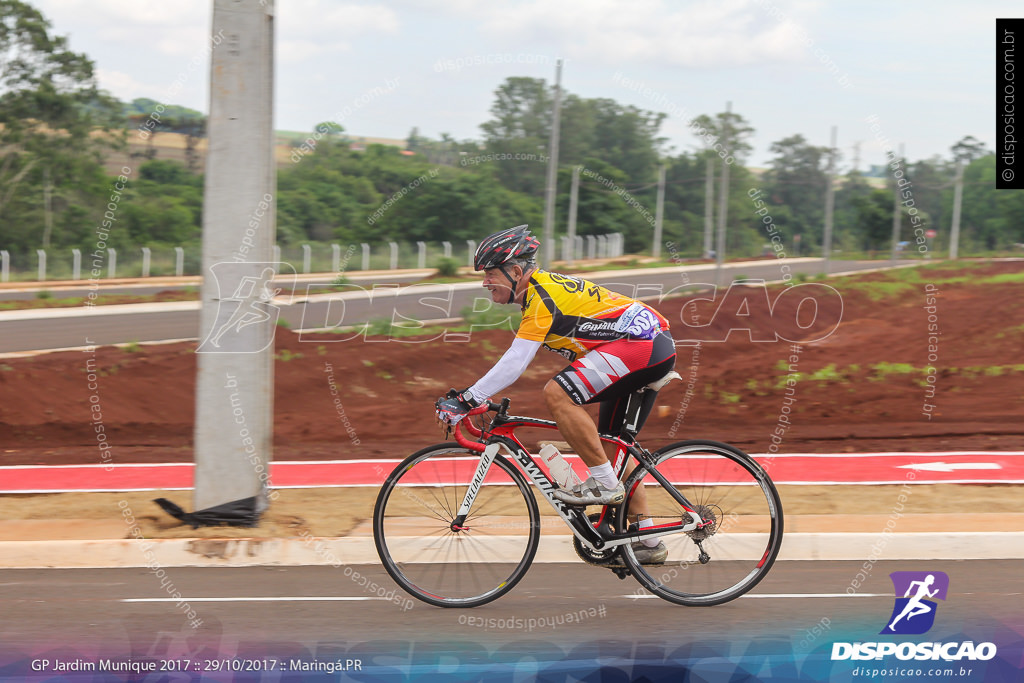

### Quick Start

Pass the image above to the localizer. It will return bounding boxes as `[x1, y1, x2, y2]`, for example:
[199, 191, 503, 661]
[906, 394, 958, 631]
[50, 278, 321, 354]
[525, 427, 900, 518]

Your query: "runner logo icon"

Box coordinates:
[197, 261, 296, 354]
[881, 571, 949, 635]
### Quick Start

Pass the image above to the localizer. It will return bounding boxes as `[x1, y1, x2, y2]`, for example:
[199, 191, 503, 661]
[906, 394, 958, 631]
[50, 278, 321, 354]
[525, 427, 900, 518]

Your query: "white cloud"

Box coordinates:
[431, 0, 817, 68]
[95, 68, 155, 101]
[277, 1, 399, 41]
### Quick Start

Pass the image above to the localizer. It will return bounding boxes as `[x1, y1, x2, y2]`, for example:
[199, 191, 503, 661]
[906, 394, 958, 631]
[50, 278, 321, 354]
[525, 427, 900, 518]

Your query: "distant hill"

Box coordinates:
[102, 129, 407, 176]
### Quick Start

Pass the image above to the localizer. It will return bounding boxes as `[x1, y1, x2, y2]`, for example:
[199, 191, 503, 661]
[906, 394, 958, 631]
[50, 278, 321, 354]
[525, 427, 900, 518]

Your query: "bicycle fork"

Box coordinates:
[450, 443, 500, 532]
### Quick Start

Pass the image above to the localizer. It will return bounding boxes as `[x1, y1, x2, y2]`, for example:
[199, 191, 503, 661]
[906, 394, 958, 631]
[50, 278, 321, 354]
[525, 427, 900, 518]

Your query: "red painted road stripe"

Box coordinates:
[1, 452, 1023, 492]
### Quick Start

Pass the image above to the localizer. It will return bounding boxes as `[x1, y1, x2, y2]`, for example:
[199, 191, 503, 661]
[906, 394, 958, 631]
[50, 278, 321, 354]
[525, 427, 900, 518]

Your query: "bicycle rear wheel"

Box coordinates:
[618, 440, 783, 606]
[373, 443, 540, 608]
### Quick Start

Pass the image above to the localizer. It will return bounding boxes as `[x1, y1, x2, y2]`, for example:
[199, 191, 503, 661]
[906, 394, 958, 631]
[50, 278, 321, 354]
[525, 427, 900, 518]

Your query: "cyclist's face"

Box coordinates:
[482, 265, 521, 303]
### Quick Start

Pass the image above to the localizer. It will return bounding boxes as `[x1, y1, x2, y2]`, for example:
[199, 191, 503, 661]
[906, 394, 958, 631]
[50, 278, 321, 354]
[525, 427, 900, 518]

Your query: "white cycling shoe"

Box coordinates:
[552, 476, 625, 506]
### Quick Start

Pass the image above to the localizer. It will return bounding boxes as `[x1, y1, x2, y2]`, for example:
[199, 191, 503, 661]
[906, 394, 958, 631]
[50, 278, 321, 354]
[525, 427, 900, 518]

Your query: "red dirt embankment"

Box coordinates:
[2, 262, 1022, 466]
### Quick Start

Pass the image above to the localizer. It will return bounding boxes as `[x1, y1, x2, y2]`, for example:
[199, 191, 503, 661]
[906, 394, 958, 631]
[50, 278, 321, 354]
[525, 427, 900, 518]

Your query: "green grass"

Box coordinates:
[774, 372, 805, 389]
[871, 362, 917, 378]
[978, 272, 1024, 285]
[274, 349, 303, 362]
[36, 290, 52, 300]
[122, 341, 141, 353]
[809, 364, 843, 381]
[459, 302, 521, 332]
[357, 317, 449, 339]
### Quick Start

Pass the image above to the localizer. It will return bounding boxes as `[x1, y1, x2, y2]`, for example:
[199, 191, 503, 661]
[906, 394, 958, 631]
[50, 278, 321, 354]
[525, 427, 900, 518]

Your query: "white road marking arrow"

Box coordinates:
[896, 462, 1002, 472]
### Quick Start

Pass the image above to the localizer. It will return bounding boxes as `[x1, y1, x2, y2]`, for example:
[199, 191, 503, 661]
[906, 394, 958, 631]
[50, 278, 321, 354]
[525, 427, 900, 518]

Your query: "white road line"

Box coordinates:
[121, 596, 386, 603]
[121, 592, 891, 604]
[624, 593, 888, 599]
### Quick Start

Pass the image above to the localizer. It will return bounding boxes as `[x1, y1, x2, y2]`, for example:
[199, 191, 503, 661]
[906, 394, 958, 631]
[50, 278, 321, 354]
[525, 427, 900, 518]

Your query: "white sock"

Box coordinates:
[589, 462, 618, 489]
[637, 518, 660, 547]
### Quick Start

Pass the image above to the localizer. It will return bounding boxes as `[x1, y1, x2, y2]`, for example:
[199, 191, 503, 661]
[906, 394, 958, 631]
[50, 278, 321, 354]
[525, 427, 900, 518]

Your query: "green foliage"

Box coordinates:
[35, 289, 52, 300]
[274, 349, 303, 362]
[871, 362, 917, 379]
[809, 364, 843, 382]
[434, 257, 459, 277]
[459, 301, 522, 332]
[0, 0, 125, 252]
[2, 4, 1021, 265]
[122, 341, 141, 353]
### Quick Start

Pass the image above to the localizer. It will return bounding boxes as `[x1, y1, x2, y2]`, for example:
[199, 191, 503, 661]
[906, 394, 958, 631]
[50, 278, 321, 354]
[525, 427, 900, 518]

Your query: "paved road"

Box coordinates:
[0, 561, 1018, 678]
[0, 259, 914, 353]
[0, 272, 430, 301]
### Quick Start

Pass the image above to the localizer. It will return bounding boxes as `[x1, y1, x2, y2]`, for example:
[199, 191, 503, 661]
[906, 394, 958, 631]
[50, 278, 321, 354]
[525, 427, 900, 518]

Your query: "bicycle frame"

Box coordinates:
[449, 403, 710, 552]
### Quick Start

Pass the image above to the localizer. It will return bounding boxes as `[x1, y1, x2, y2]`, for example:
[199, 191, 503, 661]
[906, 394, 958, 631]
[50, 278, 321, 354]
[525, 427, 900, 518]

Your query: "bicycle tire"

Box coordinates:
[617, 439, 784, 606]
[373, 443, 540, 608]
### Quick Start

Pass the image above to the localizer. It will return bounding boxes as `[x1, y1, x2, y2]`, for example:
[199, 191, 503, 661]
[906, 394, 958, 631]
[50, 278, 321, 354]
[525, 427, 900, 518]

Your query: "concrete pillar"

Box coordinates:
[194, 0, 276, 513]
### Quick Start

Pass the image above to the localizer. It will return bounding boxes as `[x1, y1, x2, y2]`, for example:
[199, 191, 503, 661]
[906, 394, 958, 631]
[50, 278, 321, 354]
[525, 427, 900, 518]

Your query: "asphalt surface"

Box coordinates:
[0, 272, 425, 301]
[1, 560, 1019, 652]
[0, 259, 914, 353]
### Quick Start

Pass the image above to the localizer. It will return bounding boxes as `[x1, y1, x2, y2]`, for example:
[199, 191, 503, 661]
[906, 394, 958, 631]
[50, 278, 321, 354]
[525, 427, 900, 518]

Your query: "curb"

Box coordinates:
[3, 532, 1023, 569]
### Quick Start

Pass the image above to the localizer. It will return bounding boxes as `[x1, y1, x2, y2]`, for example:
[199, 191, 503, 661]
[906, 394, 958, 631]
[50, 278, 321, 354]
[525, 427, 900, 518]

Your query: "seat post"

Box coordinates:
[622, 388, 650, 436]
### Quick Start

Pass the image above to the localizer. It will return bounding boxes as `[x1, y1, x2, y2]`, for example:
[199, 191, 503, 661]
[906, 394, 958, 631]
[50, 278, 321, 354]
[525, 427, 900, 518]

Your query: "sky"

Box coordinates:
[33, 0, 1002, 171]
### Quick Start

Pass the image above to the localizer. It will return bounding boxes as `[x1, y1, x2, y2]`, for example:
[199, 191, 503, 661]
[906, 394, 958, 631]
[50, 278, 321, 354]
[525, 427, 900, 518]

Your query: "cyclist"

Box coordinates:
[436, 225, 677, 564]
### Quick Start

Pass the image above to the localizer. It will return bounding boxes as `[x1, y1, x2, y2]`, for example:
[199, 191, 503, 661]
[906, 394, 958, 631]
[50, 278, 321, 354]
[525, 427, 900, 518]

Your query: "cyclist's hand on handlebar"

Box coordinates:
[435, 389, 479, 426]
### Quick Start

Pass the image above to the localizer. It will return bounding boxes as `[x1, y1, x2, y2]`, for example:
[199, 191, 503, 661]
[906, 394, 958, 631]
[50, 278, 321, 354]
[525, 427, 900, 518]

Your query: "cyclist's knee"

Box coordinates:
[544, 380, 571, 410]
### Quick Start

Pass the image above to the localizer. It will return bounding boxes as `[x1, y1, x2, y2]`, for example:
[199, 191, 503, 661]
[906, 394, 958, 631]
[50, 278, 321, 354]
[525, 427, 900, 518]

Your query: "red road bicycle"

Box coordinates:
[373, 374, 784, 608]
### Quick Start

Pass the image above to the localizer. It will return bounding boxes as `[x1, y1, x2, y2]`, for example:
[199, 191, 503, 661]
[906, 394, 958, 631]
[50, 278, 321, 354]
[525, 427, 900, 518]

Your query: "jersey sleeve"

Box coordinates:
[466, 337, 543, 402]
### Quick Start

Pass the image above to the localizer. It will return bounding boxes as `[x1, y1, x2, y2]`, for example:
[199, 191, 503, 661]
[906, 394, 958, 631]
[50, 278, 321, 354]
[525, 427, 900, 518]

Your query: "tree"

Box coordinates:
[761, 134, 830, 248]
[951, 135, 988, 163]
[0, 0, 123, 249]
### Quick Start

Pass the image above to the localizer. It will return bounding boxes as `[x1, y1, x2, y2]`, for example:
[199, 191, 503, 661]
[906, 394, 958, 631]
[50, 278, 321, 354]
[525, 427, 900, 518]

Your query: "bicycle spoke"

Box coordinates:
[374, 446, 540, 608]
[620, 441, 783, 606]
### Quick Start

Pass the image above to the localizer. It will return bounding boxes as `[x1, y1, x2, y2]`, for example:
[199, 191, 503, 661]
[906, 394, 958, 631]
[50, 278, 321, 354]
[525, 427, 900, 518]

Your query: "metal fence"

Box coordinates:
[0, 234, 625, 282]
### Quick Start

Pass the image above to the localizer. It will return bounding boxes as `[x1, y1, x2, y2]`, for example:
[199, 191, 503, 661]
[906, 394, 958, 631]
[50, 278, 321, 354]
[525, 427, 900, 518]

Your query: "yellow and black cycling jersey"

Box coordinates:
[516, 270, 670, 361]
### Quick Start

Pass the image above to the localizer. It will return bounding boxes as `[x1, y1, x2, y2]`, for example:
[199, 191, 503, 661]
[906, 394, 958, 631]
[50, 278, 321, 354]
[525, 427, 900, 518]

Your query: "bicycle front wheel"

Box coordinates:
[618, 440, 783, 606]
[373, 443, 540, 608]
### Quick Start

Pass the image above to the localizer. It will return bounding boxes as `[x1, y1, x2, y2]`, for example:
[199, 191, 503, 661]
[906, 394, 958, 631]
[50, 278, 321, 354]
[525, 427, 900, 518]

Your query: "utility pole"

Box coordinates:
[890, 143, 904, 262]
[949, 157, 964, 260]
[653, 163, 666, 259]
[566, 165, 580, 266]
[194, 0, 276, 515]
[703, 154, 714, 258]
[42, 167, 53, 249]
[822, 126, 837, 275]
[715, 102, 731, 286]
[542, 59, 562, 269]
